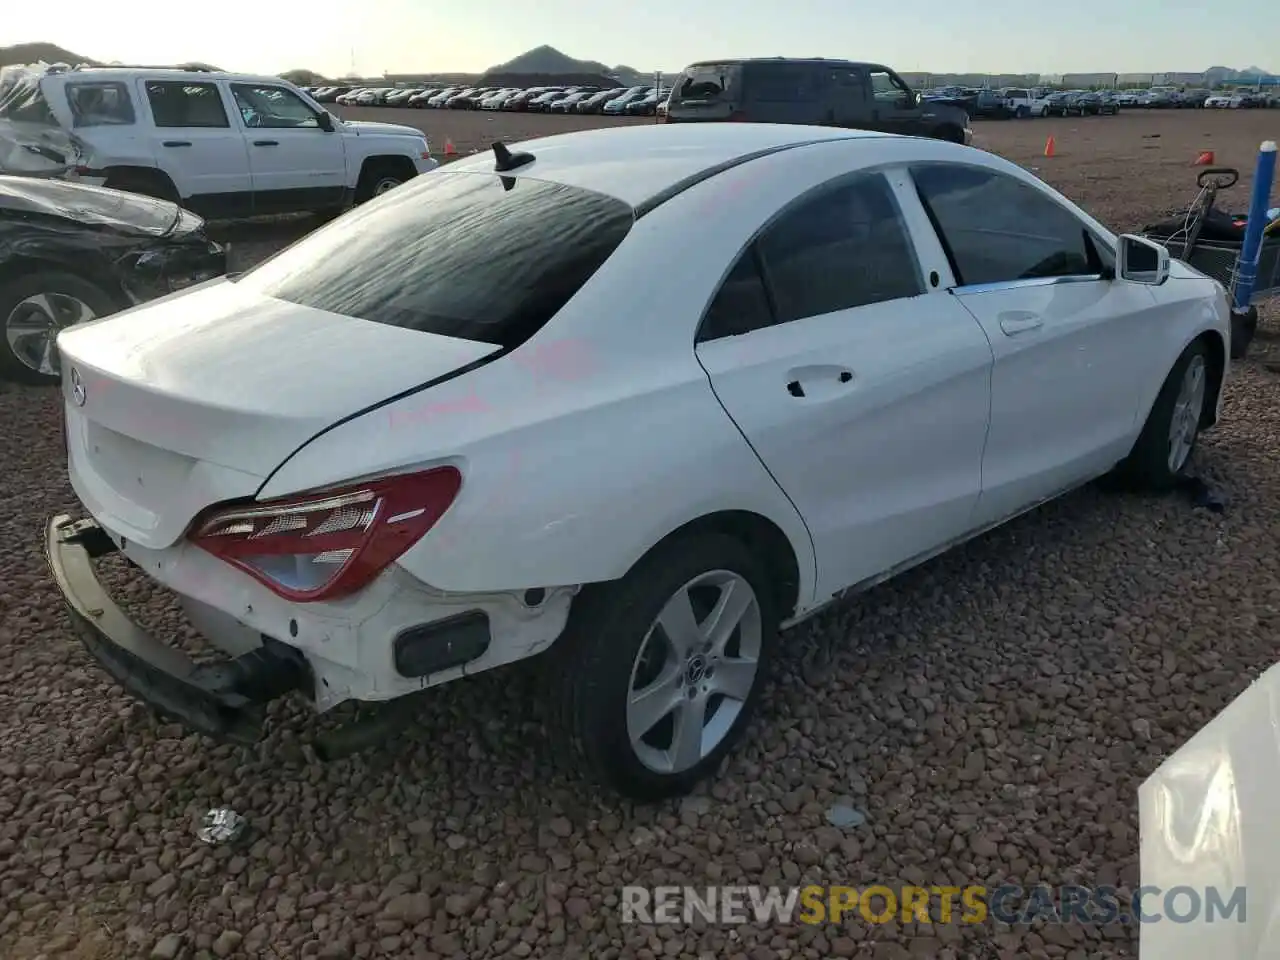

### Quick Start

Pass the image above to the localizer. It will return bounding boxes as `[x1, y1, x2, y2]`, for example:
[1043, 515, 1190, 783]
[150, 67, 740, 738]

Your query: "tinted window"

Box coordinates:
[756, 174, 924, 323]
[671, 64, 742, 103]
[145, 81, 229, 128]
[236, 173, 633, 348]
[748, 65, 822, 103]
[230, 84, 320, 128]
[699, 250, 774, 342]
[868, 69, 910, 103]
[912, 163, 1098, 286]
[66, 82, 135, 127]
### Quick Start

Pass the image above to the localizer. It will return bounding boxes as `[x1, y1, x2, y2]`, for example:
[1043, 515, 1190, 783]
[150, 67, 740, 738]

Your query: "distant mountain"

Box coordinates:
[483, 46, 672, 86]
[0, 42, 97, 69]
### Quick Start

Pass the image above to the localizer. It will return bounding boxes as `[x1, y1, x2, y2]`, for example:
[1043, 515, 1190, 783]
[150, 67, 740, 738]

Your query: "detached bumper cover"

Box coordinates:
[44, 514, 288, 744]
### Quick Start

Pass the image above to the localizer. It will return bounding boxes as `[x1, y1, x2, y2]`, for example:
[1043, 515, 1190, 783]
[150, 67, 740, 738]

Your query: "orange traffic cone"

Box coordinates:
[1043, 136, 1056, 158]
[1194, 150, 1214, 166]
[444, 139, 457, 157]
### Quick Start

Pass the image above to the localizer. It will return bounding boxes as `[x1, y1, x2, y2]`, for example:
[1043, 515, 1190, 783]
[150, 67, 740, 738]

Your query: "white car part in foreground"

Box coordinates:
[1139, 662, 1280, 959]
[48, 123, 1232, 799]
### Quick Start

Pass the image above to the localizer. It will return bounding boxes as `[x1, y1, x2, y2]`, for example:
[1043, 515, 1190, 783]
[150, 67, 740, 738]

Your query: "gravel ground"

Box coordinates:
[2, 109, 1280, 960]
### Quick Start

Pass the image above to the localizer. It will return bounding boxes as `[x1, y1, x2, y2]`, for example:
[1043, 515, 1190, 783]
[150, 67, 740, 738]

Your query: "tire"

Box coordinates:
[355, 161, 412, 203]
[1015, 106, 1030, 119]
[546, 532, 780, 800]
[102, 170, 180, 204]
[1040, 106, 1049, 117]
[935, 125, 966, 144]
[1115, 340, 1212, 490]
[0, 270, 120, 386]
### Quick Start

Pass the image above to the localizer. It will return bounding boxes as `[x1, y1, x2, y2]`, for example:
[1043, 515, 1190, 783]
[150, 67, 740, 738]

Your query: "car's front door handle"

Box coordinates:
[999, 312, 1044, 336]
[162, 140, 191, 148]
[253, 140, 279, 147]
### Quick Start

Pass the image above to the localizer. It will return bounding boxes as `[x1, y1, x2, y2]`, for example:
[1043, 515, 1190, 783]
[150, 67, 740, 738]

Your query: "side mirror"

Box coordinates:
[317, 111, 334, 132]
[1116, 234, 1170, 286]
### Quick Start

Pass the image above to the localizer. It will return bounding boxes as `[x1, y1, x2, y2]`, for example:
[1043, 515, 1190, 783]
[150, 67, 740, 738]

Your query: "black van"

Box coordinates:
[664, 58, 972, 144]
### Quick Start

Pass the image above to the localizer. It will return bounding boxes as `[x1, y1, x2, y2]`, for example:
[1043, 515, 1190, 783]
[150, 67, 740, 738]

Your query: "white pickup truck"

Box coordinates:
[0, 64, 438, 218]
[1002, 87, 1051, 118]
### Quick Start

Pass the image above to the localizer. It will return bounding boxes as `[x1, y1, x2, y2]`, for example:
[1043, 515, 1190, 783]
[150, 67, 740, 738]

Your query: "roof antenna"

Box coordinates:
[492, 141, 535, 173]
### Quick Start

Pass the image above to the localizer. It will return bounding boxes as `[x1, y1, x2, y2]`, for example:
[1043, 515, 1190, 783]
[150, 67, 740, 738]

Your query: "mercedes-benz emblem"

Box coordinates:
[70, 367, 86, 407]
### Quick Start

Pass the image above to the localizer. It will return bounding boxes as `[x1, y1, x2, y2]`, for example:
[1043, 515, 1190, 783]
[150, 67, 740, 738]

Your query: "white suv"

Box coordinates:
[26, 66, 439, 217]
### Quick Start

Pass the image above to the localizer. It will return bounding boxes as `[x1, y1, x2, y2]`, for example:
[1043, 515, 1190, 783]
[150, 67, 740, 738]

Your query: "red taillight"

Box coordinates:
[189, 467, 462, 602]
[728, 111, 748, 122]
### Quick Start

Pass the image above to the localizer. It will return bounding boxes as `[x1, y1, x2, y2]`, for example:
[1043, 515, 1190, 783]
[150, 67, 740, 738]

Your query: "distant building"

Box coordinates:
[1061, 73, 1118, 88]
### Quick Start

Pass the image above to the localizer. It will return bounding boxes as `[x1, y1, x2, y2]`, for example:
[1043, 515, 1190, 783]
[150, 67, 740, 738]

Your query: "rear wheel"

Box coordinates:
[547, 533, 779, 800]
[0, 271, 120, 386]
[1115, 340, 1211, 490]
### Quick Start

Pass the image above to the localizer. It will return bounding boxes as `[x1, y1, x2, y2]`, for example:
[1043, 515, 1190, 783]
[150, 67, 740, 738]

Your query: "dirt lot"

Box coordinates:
[2, 109, 1280, 960]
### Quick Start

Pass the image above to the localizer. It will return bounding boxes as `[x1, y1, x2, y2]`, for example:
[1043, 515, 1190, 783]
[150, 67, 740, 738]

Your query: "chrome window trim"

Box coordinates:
[952, 274, 1103, 295]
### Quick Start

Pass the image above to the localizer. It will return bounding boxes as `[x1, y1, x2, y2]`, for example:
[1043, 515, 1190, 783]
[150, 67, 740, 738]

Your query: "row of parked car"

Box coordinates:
[923, 84, 1278, 120]
[306, 83, 671, 116]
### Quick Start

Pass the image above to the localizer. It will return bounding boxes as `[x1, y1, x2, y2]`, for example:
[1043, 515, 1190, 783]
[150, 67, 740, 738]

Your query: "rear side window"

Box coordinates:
[671, 64, 742, 103]
[145, 81, 229, 128]
[757, 173, 924, 323]
[747, 65, 823, 103]
[237, 173, 634, 349]
[699, 250, 775, 342]
[66, 82, 136, 126]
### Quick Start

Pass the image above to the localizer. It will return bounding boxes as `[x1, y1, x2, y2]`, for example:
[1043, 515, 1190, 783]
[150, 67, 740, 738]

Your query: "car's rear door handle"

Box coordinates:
[999, 312, 1044, 335]
[162, 140, 191, 148]
[253, 140, 279, 147]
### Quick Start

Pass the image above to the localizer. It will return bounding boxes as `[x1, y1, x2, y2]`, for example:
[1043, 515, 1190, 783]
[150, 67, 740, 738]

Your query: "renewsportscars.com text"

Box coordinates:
[621, 884, 1247, 926]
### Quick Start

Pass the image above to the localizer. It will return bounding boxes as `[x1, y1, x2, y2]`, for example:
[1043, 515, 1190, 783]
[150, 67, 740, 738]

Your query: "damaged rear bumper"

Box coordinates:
[44, 514, 309, 744]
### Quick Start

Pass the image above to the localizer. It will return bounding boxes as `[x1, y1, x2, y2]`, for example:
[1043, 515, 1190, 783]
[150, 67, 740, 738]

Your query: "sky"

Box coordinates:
[9, 0, 1279, 78]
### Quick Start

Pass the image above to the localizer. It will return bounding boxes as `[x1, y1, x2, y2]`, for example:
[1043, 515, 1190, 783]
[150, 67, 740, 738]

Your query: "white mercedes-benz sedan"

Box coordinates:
[46, 123, 1231, 800]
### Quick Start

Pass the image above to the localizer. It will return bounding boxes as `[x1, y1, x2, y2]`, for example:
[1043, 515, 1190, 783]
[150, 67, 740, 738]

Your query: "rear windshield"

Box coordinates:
[671, 64, 743, 103]
[236, 172, 633, 348]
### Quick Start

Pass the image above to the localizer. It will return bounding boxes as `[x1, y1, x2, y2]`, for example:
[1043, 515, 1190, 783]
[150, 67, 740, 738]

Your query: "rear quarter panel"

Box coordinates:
[255, 206, 818, 602]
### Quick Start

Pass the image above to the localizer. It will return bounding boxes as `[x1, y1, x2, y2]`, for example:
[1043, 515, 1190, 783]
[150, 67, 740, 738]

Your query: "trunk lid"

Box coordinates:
[57, 278, 499, 548]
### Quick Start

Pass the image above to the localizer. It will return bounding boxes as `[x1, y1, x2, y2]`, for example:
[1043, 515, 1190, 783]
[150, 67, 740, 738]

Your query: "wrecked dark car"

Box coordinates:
[0, 176, 226, 385]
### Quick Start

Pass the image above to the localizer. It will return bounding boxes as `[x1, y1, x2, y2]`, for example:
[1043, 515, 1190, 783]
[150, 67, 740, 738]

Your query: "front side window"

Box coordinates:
[230, 84, 320, 128]
[66, 82, 135, 127]
[145, 81, 229, 128]
[236, 173, 634, 349]
[868, 69, 911, 105]
[755, 173, 924, 324]
[912, 163, 1103, 286]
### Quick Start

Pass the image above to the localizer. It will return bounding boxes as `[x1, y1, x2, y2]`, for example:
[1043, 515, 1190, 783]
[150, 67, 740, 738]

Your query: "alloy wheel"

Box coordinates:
[626, 570, 762, 775]
[5, 292, 96, 376]
[1168, 354, 1206, 473]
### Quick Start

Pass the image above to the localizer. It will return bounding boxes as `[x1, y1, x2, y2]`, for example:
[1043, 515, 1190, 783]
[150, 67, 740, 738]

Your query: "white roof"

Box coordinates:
[47, 68, 294, 86]
[439, 123, 894, 208]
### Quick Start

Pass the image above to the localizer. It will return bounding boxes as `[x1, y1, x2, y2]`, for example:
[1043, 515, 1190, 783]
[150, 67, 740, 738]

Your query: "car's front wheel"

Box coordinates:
[1116, 339, 1213, 489]
[0, 271, 119, 386]
[548, 532, 779, 800]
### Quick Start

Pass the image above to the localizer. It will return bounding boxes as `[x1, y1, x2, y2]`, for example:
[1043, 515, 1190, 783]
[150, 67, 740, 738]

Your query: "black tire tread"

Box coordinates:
[1115, 339, 1211, 491]
[544, 532, 777, 801]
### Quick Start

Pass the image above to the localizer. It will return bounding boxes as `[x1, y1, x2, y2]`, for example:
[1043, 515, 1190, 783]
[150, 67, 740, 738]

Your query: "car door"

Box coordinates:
[909, 161, 1166, 528]
[226, 82, 347, 215]
[865, 67, 930, 135]
[694, 169, 994, 600]
[138, 79, 253, 217]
